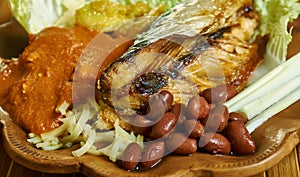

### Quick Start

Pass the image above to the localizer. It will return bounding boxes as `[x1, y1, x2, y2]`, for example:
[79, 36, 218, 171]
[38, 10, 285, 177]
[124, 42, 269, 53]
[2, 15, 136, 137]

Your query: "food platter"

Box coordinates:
[1, 1, 300, 176]
[1, 99, 299, 177]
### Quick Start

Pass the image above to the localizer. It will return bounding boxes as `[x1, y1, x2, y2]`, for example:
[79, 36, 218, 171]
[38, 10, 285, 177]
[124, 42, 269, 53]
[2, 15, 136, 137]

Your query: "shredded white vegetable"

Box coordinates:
[85, 119, 144, 162]
[55, 101, 70, 115]
[72, 124, 96, 157]
[27, 100, 144, 162]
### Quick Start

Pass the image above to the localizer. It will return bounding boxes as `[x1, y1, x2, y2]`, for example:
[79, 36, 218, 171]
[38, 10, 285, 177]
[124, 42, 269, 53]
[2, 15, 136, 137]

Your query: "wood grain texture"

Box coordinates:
[249, 172, 266, 177]
[0, 129, 13, 177]
[298, 144, 300, 166]
[267, 148, 300, 177]
[0, 141, 298, 177]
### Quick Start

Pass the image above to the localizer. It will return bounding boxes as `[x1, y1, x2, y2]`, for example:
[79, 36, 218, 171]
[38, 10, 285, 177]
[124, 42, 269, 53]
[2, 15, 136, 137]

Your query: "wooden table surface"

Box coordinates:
[1, 14, 300, 177]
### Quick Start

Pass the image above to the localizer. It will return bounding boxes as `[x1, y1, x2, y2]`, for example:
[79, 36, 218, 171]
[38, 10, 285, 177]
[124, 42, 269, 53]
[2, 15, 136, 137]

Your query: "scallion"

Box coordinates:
[225, 52, 300, 132]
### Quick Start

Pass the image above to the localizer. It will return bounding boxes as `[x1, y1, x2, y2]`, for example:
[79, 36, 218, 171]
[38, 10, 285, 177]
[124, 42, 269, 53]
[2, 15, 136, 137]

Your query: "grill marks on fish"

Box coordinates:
[133, 73, 168, 95]
[208, 27, 232, 41]
[100, 34, 209, 109]
[98, 0, 265, 111]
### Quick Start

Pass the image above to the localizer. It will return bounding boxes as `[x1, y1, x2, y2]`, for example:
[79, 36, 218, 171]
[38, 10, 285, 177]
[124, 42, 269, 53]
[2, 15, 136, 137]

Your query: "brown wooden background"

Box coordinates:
[1, 13, 300, 177]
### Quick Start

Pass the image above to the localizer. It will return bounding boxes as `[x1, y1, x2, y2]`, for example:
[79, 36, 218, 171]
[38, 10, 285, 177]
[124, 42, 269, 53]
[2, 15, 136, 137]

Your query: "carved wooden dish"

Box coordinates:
[1, 100, 299, 177]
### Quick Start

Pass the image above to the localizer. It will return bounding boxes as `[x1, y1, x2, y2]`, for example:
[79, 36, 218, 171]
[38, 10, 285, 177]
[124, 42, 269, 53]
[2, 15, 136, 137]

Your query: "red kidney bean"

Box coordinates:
[228, 112, 248, 124]
[132, 115, 153, 136]
[146, 94, 166, 121]
[169, 104, 186, 133]
[201, 84, 237, 104]
[170, 103, 182, 118]
[224, 121, 256, 155]
[140, 141, 165, 169]
[183, 119, 204, 138]
[170, 103, 189, 124]
[201, 104, 229, 132]
[200, 133, 231, 155]
[166, 132, 197, 155]
[159, 90, 174, 111]
[213, 104, 229, 117]
[150, 112, 178, 139]
[187, 95, 210, 119]
[121, 142, 142, 171]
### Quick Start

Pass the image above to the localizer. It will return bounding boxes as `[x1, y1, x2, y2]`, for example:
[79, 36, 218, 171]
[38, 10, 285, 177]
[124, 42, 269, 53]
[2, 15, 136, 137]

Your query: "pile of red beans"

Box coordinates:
[120, 84, 256, 171]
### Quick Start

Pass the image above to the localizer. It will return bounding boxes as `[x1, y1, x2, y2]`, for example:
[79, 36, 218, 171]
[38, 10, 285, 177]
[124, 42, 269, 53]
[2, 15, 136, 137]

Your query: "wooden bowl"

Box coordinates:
[1, 100, 299, 177]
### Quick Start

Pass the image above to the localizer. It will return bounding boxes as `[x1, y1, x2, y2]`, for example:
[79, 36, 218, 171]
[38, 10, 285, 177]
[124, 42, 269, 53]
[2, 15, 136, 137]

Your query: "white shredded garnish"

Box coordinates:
[92, 119, 144, 162]
[27, 100, 144, 162]
[72, 124, 96, 157]
[0, 60, 8, 73]
[55, 100, 70, 115]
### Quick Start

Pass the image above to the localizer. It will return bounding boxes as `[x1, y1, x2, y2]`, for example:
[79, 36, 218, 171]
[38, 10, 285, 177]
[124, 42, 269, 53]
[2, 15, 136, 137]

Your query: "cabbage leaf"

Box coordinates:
[9, 0, 92, 34]
[8, 0, 182, 34]
[249, 0, 300, 82]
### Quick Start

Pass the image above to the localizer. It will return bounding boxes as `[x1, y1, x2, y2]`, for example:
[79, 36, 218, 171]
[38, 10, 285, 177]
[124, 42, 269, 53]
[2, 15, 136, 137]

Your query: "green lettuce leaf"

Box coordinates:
[249, 0, 300, 83]
[9, 0, 182, 34]
[9, 0, 91, 34]
[257, 0, 300, 64]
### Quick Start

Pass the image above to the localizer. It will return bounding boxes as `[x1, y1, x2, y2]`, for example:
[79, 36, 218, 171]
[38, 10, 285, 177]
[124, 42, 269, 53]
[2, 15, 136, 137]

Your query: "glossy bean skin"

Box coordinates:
[159, 90, 174, 111]
[146, 94, 166, 121]
[201, 105, 229, 132]
[200, 133, 231, 155]
[170, 103, 189, 124]
[183, 119, 204, 138]
[201, 84, 237, 104]
[166, 133, 197, 155]
[187, 95, 210, 119]
[228, 112, 248, 124]
[140, 141, 165, 169]
[150, 112, 178, 139]
[225, 121, 256, 155]
[121, 142, 142, 171]
[132, 115, 153, 136]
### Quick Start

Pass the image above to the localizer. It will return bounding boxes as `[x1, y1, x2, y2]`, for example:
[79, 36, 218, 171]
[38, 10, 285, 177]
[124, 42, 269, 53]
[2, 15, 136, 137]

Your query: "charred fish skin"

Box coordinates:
[132, 0, 253, 48]
[99, 34, 209, 110]
[99, 0, 264, 111]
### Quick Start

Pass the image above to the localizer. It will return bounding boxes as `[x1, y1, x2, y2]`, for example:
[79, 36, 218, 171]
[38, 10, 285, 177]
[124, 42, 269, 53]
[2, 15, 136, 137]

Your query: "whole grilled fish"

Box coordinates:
[98, 0, 266, 113]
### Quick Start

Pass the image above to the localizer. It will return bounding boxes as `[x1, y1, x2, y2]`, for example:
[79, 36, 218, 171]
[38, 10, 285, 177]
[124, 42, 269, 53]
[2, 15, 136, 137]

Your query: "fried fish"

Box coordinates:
[98, 0, 267, 114]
